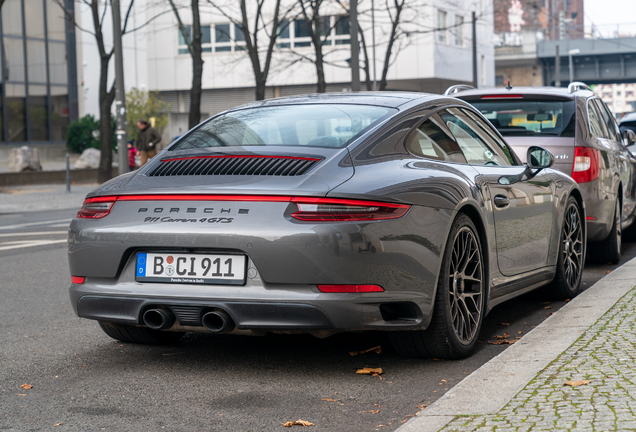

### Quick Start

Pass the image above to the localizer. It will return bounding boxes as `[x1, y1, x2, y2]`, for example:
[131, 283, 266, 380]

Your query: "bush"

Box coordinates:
[66, 115, 117, 154]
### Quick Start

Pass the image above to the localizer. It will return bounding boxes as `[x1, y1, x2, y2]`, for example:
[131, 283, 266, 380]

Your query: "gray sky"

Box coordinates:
[585, 0, 636, 37]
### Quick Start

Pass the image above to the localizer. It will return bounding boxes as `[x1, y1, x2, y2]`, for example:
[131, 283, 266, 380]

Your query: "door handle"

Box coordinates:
[493, 195, 510, 208]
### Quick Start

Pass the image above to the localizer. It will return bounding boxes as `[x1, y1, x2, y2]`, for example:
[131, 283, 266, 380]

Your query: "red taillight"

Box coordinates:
[571, 147, 601, 183]
[317, 284, 384, 293]
[480, 94, 524, 99]
[77, 197, 115, 219]
[71, 276, 85, 284]
[586, 216, 597, 221]
[291, 198, 410, 221]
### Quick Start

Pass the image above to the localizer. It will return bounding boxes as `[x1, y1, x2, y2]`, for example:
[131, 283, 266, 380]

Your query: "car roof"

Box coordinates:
[227, 92, 436, 110]
[620, 112, 636, 123]
[450, 86, 594, 100]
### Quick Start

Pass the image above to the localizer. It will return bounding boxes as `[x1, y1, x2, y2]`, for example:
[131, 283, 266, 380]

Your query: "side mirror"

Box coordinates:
[623, 129, 636, 146]
[527, 146, 554, 169]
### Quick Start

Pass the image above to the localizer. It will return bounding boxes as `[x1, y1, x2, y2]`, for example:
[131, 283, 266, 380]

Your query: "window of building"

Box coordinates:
[437, 10, 447, 43]
[455, 15, 464, 46]
[179, 24, 246, 54]
[277, 16, 349, 49]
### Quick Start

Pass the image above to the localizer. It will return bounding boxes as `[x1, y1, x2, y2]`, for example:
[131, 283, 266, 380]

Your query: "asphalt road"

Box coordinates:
[1, 209, 635, 431]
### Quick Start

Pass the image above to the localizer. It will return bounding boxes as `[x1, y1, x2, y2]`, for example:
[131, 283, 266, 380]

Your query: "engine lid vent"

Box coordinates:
[147, 155, 321, 177]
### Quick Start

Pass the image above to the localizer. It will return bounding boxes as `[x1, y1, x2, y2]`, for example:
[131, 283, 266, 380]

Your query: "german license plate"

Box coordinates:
[135, 252, 246, 285]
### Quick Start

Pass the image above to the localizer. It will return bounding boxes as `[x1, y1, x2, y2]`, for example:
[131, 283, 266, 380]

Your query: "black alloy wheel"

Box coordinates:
[389, 214, 485, 359]
[550, 196, 584, 299]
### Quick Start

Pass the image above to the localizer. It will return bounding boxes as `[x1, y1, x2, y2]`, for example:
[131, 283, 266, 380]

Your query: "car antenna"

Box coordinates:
[506, 81, 513, 91]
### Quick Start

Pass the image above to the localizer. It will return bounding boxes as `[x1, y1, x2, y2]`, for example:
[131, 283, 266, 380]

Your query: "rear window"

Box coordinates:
[170, 104, 395, 150]
[469, 100, 576, 137]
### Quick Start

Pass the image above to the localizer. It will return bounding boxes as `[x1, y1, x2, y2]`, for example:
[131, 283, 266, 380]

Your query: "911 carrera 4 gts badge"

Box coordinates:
[143, 217, 233, 223]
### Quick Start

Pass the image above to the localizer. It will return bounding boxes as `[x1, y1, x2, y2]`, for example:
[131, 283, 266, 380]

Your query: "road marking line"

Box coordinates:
[0, 219, 71, 231]
[0, 239, 67, 251]
[0, 231, 67, 238]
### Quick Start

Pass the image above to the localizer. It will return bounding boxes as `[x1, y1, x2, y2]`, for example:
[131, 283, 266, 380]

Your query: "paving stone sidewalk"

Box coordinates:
[441, 286, 636, 431]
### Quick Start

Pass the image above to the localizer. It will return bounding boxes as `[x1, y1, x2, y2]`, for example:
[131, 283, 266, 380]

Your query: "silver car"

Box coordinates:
[451, 83, 636, 264]
[69, 93, 585, 359]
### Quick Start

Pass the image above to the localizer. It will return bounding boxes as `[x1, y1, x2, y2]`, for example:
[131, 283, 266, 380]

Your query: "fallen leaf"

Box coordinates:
[487, 339, 516, 345]
[18, 394, 26, 396]
[544, 306, 552, 309]
[518, 331, 523, 334]
[375, 423, 391, 428]
[54, 423, 63, 427]
[541, 301, 551, 305]
[282, 419, 314, 427]
[321, 398, 338, 402]
[362, 410, 380, 414]
[402, 419, 408, 423]
[565, 299, 571, 302]
[349, 346, 382, 356]
[564, 380, 591, 387]
[498, 323, 510, 326]
[606, 270, 611, 274]
[356, 367, 383, 376]
[417, 404, 429, 409]
[375, 404, 381, 408]
[441, 379, 448, 383]
[494, 333, 510, 340]
[21, 384, 33, 390]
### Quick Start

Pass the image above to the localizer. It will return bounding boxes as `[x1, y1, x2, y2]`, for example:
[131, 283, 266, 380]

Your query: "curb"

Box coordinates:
[396, 256, 636, 432]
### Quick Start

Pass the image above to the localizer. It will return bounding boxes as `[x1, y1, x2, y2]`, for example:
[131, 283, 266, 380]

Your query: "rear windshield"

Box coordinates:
[469, 100, 576, 137]
[170, 104, 395, 150]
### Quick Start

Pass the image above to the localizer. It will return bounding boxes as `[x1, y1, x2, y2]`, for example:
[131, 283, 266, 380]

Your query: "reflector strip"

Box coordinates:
[116, 194, 294, 202]
[317, 284, 384, 293]
[161, 155, 322, 162]
[71, 276, 85, 284]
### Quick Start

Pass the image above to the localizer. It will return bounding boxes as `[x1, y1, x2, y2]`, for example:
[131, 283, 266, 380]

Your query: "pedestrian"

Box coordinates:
[127, 139, 136, 170]
[136, 119, 161, 166]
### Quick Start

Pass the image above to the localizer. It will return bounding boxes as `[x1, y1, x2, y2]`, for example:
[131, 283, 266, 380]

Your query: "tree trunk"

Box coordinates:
[255, 77, 266, 100]
[188, 0, 203, 129]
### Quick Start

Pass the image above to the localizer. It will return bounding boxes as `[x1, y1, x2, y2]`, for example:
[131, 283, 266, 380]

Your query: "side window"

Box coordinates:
[596, 99, 621, 142]
[588, 99, 608, 139]
[406, 115, 467, 164]
[439, 108, 513, 166]
[459, 108, 517, 165]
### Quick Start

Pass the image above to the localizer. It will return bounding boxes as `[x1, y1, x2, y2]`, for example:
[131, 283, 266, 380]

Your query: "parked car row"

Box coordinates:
[67, 86, 633, 361]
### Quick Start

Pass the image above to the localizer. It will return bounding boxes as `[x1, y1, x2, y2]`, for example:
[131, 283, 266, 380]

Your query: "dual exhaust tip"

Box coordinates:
[142, 308, 235, 334]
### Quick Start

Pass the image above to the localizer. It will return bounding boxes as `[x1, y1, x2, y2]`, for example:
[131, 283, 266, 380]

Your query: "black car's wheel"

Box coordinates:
[592, 198, 621, 264]
[98, 321, 184, 345]
[390, 214, 485, 359]
[550, 196, 584, 299]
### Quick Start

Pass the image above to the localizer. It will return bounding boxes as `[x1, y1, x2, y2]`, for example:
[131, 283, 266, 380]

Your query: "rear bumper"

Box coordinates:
[69, 252, 430, 331]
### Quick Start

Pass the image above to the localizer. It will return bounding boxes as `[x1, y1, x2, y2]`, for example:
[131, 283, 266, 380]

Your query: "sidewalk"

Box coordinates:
[398, 257, 636, 432]
[0, 184, 97, 213]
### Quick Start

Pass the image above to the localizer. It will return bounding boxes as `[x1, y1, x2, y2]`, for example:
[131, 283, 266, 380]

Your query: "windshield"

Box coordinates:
[171, 104, 395, 150]
[470, 100, 576, 137]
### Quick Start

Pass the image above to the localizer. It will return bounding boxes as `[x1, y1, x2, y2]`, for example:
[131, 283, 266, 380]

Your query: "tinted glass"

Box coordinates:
[439, 108, 513, 166]
[594, 99, 621, 142]
[470, 100, 576, 137]
[587, 100, 607, 139]
[171, 105, 395, 150]
[295, 19, 310, 38]
[406, 115, 467, 163]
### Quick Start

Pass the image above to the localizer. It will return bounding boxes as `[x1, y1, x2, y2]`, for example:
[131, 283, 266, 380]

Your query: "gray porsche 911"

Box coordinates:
[68, 92, 585, 359]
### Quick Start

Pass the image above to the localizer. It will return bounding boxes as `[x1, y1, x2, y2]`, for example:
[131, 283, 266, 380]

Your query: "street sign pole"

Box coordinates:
[112, 0, 129, 175]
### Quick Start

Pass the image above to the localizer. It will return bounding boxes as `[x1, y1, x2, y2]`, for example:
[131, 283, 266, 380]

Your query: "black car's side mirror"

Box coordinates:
[527, 146, 555, 169]
[623, 129, 636, 147]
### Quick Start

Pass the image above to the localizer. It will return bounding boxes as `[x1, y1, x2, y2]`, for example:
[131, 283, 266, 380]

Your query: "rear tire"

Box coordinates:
[549, 196, 584, 300]
[98, 321, 184, 345]
[390, 214, 485, 359]
[591, 199, 621, 264]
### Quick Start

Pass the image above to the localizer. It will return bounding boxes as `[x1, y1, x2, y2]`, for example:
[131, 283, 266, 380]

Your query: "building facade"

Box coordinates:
[80, 0, 495, 141]
[0, 0, 80, 155]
